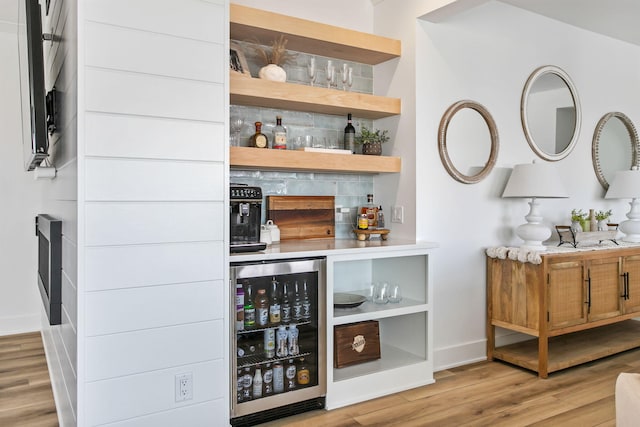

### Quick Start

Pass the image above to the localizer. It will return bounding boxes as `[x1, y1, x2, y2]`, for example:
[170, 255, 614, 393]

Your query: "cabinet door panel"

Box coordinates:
[548, 261, 586, 330]
[623, 255, 640, 314]
[587, 257, 623, 321]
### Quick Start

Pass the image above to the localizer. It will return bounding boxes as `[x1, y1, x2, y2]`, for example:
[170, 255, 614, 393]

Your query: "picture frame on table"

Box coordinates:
[230, 42, 251, 77]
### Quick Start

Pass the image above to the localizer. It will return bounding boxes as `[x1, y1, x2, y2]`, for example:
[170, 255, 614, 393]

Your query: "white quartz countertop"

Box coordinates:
[230, 238, 438, 262]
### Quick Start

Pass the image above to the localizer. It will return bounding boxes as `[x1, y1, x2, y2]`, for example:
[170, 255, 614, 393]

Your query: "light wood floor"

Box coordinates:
[1, 333, 638, 426]
[263, 347, 640, 427]
[0, 332, 58, 427]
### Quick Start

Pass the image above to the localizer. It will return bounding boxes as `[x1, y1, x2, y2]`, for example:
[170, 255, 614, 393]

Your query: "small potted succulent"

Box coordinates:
[595, 209, 612, 231]
[357, 126, 390, 156]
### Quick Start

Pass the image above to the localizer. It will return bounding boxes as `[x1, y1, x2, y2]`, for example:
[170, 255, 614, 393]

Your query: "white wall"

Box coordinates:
[411, 1, 640, 368]
[0, 9, 43, 336]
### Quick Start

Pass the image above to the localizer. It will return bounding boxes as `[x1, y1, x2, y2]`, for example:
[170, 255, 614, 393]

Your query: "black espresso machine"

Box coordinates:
[230, 185, 267, 253]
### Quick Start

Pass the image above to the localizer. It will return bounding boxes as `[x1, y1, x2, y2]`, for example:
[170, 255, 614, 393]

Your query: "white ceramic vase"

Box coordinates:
[259, 64, 286, 82]
[598, 219, 609, 231]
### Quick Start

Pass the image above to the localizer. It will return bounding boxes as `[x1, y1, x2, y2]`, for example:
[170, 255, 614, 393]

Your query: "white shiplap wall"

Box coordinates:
[77, 0, 229, 425]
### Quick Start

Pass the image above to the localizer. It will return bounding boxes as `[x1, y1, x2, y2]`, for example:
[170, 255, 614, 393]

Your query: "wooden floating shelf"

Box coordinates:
[230, 146, 401, 174]
[230, 73, 401, 120]
[230, 4, 401, 65]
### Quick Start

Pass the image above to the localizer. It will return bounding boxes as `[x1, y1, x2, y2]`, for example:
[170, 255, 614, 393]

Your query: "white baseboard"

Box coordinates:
[0, 313, 41, 336]
[434, 338, 487, 371]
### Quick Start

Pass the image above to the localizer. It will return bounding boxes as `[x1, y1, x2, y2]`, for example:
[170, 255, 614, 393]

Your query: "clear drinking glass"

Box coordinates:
[230, 116, 244, 146]
[373, 282, 389, 304]
[388, 284, 402, 303]
[341, 63, 349, 91]
[307, 56, 316, 86]
[325, 60, 334, 89]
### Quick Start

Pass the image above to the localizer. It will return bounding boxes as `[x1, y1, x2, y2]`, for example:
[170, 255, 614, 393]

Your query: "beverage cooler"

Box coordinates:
[230, 258, 326, 426]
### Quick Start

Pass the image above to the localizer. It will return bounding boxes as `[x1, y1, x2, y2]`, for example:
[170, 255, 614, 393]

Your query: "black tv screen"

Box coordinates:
[17, 0, 49, 171]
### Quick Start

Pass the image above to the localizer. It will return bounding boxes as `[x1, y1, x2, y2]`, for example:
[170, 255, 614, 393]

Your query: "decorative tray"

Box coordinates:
[555, 225, 619, 248]
[333, 292, 367, 308]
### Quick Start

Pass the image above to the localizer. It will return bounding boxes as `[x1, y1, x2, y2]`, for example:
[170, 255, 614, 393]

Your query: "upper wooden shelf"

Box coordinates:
[230, 4, 401, 65]
[230, 147, 401, 174]
[230, 73, 400, 119]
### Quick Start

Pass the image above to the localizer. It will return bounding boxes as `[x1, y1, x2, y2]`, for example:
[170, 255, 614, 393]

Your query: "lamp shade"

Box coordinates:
[502, 161, 568, 199]
[604, 166, 640, 199]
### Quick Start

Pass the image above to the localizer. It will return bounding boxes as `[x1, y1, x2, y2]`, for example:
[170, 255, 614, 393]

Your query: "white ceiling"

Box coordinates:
[1, 0, 638, 45]
[499, 0, 640, 47]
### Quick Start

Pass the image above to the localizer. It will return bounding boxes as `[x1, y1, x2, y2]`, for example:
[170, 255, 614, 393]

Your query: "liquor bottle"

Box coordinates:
[377, 205, 385, 229]
[272, 116, 287, 149]
[249, 121, 268, 148]
[263, 363, 274, 396]
[297, 357, 310, 386]
[285, 359, 297, 392]
[255, 288, 269, 328]
[252, 367, 263, 399]
[269, 278, 281, 326]
[360, 194, 378, 228]
[344, 113, 356, 153]
[281, 282, 292, 324]
[301, 280, 311, 321]
[243, 282, 256, 329]
[292, 281, 303, 322]
[242, 367, 253, 401]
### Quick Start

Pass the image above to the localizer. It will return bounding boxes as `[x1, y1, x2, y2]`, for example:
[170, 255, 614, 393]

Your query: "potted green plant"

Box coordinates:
[595, 209, 612, 231]
[571, 209, 586, 233]
[357, 126, 390, 156]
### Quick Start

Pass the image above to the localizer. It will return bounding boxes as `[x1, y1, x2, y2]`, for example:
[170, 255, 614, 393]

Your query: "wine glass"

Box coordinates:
[325, 60, 334, 89]
[307, 56, 316, 86]
[346, 67, 353, 92]
[341, 63, 349, 91]
[230, 116, 244, 146]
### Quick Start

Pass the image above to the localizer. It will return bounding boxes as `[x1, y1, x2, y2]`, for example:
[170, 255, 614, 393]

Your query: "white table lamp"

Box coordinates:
[605, 166, 640, 242]
[502, 161, 568, 251]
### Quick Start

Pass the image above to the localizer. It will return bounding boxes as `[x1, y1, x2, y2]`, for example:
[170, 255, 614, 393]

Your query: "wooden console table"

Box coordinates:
[486, 245, 640, 378]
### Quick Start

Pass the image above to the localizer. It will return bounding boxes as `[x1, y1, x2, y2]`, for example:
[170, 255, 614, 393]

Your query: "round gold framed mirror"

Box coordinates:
[521, 65, 581, 162]
[438, 100, 499, 184]
[592, 112, 639, 189]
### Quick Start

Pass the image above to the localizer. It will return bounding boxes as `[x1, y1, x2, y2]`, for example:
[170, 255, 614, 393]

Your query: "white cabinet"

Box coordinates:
[325, 245, 435, 409]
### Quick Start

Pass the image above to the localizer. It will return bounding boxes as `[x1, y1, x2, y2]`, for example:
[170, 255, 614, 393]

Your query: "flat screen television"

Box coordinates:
[17, 0, 49, 171]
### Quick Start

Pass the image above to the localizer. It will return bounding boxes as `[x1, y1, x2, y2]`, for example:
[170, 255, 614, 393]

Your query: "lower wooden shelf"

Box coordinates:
[230, 146, 401, 174]
[493, 320, 640, 375]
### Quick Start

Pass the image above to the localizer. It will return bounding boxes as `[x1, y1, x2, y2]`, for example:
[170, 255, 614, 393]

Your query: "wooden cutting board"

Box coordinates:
[266, 196, 335, 240]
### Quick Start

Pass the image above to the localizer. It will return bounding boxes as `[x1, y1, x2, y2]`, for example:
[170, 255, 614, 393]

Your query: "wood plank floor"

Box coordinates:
[0, 332, 58, 427]
[1, 332, 638, 426]
[263, 347, 640, 427]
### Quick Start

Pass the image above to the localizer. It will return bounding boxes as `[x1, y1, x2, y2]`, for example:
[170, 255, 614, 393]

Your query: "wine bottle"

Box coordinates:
[250, 121, 268, 148]
[272, 116, 287, 150]
[344, 113, 356, 153]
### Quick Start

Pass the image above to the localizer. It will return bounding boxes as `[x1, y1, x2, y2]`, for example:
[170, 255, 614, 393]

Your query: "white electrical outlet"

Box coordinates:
[391, 206, 404, 224]
[175, 372, 193, 402]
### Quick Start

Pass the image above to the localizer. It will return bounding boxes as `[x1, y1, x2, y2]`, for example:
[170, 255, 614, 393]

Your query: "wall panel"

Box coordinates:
[85, 320, 223, 381]
[85, 281, 223, 336]
[85, 241, 224, 291]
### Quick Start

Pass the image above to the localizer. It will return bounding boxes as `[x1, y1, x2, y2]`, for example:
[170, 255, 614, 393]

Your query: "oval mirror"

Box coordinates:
[592, 112, 639, 189]
[521, 65, 581, 161]
[438, 100, 499, 184]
